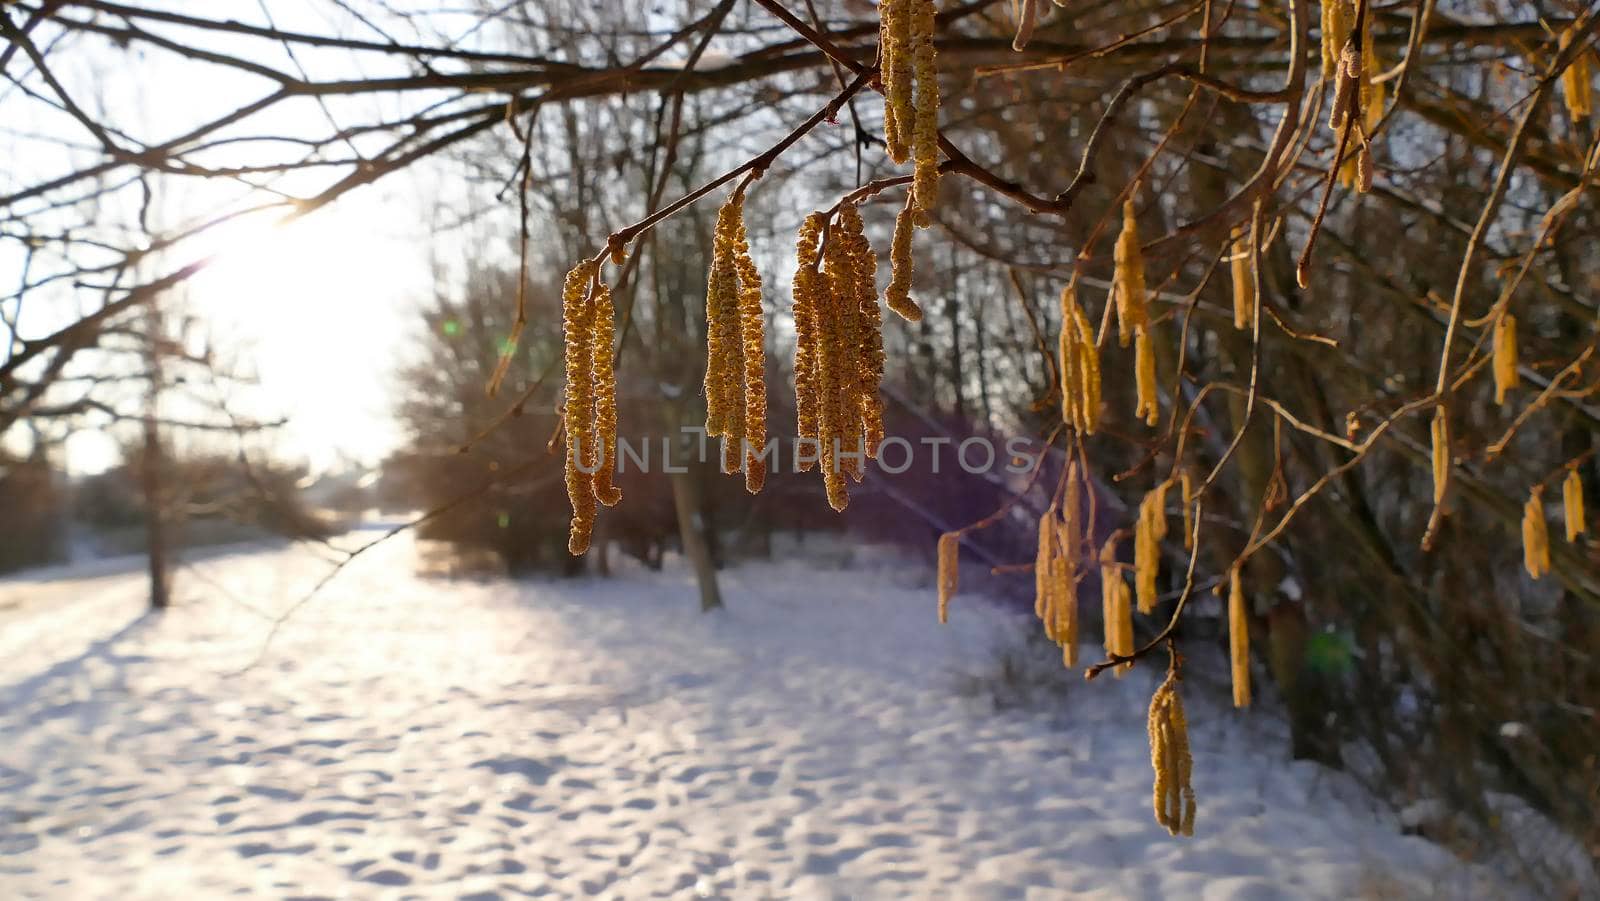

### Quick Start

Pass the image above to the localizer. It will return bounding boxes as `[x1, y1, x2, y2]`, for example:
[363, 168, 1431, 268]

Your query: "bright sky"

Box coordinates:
[5, 2, 473, 475]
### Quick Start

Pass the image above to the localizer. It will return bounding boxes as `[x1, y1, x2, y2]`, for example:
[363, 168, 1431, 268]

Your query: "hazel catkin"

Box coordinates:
[885, 194, 924, 322]
[1523, 486, 1550, 580]
[561, 259, 600, 555]
[908, 0, 941, 224]
[1492, 312, 1519, 406]
[1112, 199, 1149, 346]
[1135, 328, 1159, 427]
[1148, 659, 1196, 837]
[1229, 568, 1250, 709]
[1564, 468, 1587, 542]
[792, 213, 826, 473]
[1230, 224, 1254, 332]
[937, 531, 960, 623]
[1058, 283, 1101, 435]
[1559, 26, 1594, 122]
[591, 281, 622, 507]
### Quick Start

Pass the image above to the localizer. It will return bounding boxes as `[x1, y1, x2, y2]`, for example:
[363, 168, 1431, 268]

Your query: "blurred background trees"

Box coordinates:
[2, 0, 1597, 884]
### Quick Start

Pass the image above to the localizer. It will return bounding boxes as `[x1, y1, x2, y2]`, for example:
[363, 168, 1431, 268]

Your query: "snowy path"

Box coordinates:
[1, 538, 1496, 899]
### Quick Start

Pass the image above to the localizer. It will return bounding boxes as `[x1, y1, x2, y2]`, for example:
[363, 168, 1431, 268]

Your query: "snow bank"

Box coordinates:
[0, 537, 1508, 898]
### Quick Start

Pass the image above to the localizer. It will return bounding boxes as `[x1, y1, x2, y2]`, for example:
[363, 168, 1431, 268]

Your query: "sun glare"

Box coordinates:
[185, 200, 426, 473]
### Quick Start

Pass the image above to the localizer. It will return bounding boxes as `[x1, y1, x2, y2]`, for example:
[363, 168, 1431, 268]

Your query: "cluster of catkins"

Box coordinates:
[559, 259, 622, 555]
[704, 188, 769, 493]
[879, 0, 940, 224]
[1148, 656, 1197, 837]
[1323, 0, 1382, 192]
[1057, 284, 1101, 435]
[792, 203, 892, 511]
[1523, 470, 1588, 580]
[1035, 464, 1084, 666]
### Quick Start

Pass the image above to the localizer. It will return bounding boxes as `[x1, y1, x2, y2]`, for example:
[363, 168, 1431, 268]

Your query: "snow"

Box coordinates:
[0, 535, 1509, 898]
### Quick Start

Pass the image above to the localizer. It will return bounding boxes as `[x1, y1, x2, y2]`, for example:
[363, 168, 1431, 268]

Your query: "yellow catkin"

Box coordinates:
[848, 208, 887, 459]
[591, 281, 622, 507]
[881, 0, 913, 164]
[1320, 0, 1354, 81]
[1112, 199, 1149, 347]
[1492, 312, 1519, 406]
[1058, 466, 1081, 666]
[730, 204, 768, 493]
[705, 193, 744, 449]
[795, 202, 887, 507]
[1053, 555, 1076, 666]
[1058, 283, 1101, 435]
[1230, 224, 1254, 331]
[792, 213, 827, 472]
[937, 532, 959, 623]
[1135, 484, 1169, 614]
[1100, 537, 1134, 678]
[1559, 28, 1594, 122]
[908, 0, 940, 224]
[1229, 568, 1251, 709]
[561, 260, 600, 555]
[885, 194, 924, 321]
[818, 225, 853, 510]
[1339, 20, 1382, 193]
[1135, 328, 1159, 427]
[1564, 469, 1587, 542]
[1430, 408, 1449, 506]
[1035, 509, 1056, 624]
[1149, 659, 1196, 837]
[1523, 487, 1550, 580]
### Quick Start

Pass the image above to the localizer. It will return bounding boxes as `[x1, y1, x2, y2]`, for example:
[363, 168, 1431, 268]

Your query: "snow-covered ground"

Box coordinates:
[0, 535, 1507, 899]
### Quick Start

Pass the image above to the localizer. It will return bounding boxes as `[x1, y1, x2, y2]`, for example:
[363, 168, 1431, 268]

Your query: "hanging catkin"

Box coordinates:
[937, 532, 959, 623]
[847, 205, 887, 459]
[1564, 469, 1587, 542]
[1336, 1, 1380, 192]
[1058, 283, 1101, 434]
[1112, 199, 1149, 346]
[591, 281, 622, 507]
[793, 202, 889, 510]
[1430, 407, 1449, 506]
[732, 205, 768, 493]
[561, 260, 600, 555]
[1559, 26, 1594, 122]
[704, 189, 767, 487]
[1100, 536, 1133, 678]
[880, 0, 913, 164]
[1135, 483, 1169, 614]
[1057, 464, 1082, 666]
[817, 220, 854, 509]
[792, 213, 826, 472]
[908, 0, 940, 223]
[885, 194, 924, 321]
[1229, 568, 1251, 709]
[1320, 0, 1354, 81]
[1135, 328, 1159, 427]
[705, 195, 743, 444]
[1523, 487, 1550, 580]
[1148, 655, 1196, 837]
[1052, 554, 1076, 666]
[1230, 224, 1254, 331]
[1492, 312, 1519, 406]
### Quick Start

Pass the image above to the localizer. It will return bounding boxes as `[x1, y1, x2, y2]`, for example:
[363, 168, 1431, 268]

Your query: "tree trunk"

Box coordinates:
[669, 464, 722, 612]
[142, 313, 169, 610]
